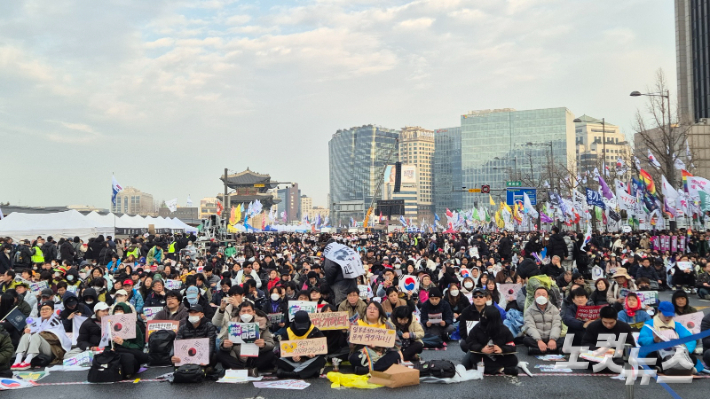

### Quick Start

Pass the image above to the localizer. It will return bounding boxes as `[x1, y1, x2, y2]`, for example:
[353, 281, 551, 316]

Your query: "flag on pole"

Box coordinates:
[674, 158, 686, 170]
[489, 195, 495, 206]
[597, 174, 614, 200]
[0, 206, 4, 220]
[686, 140, 692, 161]
[580, 224, 592, 251]
[647, 149, 661, 169]
[186, 195, 193, 207]
[111, 176, 124, 205]
[165, 198, 178, 212]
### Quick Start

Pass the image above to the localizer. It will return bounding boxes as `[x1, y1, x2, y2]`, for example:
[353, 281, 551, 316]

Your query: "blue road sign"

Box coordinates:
[506, 188, 537, 206]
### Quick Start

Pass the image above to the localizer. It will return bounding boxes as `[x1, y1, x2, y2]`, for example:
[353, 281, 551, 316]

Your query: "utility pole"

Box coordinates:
[223, 168, 230, 220]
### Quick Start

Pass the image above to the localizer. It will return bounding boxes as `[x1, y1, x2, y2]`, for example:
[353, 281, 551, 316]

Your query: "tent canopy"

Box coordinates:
[0, 210, 114, 241]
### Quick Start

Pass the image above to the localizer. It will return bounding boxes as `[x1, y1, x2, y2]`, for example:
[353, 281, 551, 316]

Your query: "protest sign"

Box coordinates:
[677, 261, 693, 271]
[575, 305, 604, 321]
[71, 315, 88, 345]
[279, 337, 328, 358]
[674, 311, 704, 334]
[636, 291, 659, 306]
[146, 320, 180, 342]
[323, 242, 365, 279]
[349, 325, 396, 348]
[102, 313, 136, 340]
[358, 284, 373, 299]
[0, 378, 35, 390]
[466, 320, 479, 333]
[267, 313, 284, 325]
[427, 313, 443, 324]
[143, 307, 163, 321]
[29, 281, 48, 295]
[288, 300, 318, 321]
[174, 338, 210, 366]
[498, 283, 522, 303]
[399, 276, 419, 293]
[165, 279, 182, 290]
[66, 285, 78, 294]
[63, 350, 93, 369]
[309, 312, 349, 330]
[227, 322, 260, 343]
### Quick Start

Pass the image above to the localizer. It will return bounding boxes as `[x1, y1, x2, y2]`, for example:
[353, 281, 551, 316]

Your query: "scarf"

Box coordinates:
[357, 319, 386, 329]
[624, 296, 642, 318]
[652, 314, 675, 332]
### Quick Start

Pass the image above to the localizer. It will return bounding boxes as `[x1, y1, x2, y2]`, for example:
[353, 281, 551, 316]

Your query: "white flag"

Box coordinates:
[661, 175, 679, 200]
[648, 149, 661, 169]
[186, 195, 193, 207]
[165, 198, 178, 212]
[674, 158, 686, 170]
[686, 140, 692, 161]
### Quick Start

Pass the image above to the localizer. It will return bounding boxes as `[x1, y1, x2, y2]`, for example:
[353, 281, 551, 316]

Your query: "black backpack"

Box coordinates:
[30, 353, 53, 369]
[148, 329, 176, 366]
[172, 364, 205, 383]
[417, 360, 456, 378]
[87, 351, 123, 383]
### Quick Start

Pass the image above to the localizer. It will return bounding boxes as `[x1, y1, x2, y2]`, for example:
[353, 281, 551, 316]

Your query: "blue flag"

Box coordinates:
[585, 188, 606, 209]
[4, 307, 26, 331]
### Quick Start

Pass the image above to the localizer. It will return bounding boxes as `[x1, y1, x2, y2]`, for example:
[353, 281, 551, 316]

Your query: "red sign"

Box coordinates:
[575, 305, 604, 321]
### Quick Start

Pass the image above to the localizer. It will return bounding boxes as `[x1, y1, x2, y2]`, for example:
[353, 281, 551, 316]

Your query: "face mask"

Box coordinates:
[240, 314, 254, 323]
[79, 273, 87, 280]
[464, 282, 474, 290]
[85, 299, 94, 305]
[188, 315, 200, 324]
[450, 290, 459, 297]
[271, 293, 280, 301]
[67, 275, 74, 281]
[486, 300, 493, 306]
[535, 296, 548, 305]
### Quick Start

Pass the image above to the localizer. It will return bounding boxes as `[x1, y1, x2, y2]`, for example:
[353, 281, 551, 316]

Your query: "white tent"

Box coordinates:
[169, 217, 198, 234]
[0, 210, 114, 241]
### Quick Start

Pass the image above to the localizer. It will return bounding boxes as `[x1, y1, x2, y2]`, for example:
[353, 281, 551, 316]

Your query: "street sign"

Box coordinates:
[468, 188, 481, 193]
[481, 185, 490, 194]
[506, 181, 522, 187]
[506, 188, 537, 206]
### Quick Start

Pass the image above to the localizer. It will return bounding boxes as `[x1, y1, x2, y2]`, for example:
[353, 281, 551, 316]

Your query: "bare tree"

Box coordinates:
[633, 69, 692, 187]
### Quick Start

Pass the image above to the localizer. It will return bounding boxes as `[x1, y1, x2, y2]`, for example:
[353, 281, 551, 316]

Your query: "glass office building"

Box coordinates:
[460, 108, 576, 210]
[329, 125, 399, 226]
[676, 0, 709, 123]
[433, 127, 463, 215]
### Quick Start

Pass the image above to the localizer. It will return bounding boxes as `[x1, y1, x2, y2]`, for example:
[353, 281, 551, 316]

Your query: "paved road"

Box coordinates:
[4, 290, 710, 399]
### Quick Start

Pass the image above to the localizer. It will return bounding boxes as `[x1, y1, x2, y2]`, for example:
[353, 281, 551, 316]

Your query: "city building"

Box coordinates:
[329, 124, 399, 226]
[574, 115, 631, 173]
[676, 0, 709, 124]
[111, 187, 155, 216]
[276, 184, 301, 224]
[399, 127, 435, 220]
[158, 206, 200, 223]
[300, 195, 312, 221]
[382, 164, 418, 219]
[199, 197, 220, 219]
[460, 108, 576, 210]
[219, 168, 284, 213]
[433, 127, 463, 216]
[67, 205, 109, 213]
[302, 206, 330, 223]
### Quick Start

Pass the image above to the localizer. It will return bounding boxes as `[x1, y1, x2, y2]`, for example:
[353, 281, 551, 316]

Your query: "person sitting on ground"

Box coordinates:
[462, 306, 518, 375]
[0, 321, 13, 377]
[74, 302, 110, 354]
[337, 287, 367, 323]
[420, 287, 455, 341]
[58, 290, 94, 333]
[590, 278, 610, 306]
[617, 292, 652, 328]
[319, 304, 349, 363]
[390, 305, 424, 362]
[581, 306, 635, 372]
[276, 310, 326, 379]
[523, 287, 562, 354]
[217, 301, 275, 377]
[109, 302, 150, 366]
[458, 288, 492, 351]
[607, 268, 637, 311]
[672, 289, 698, 316]
[542, 255, 565, 279]
[171, 304, 218, 368]
[153, 290, 189, 328]
[348, 301, 402, 375]
[262, 286, 288, 336]
[638, 301, 697, 375]
[12, 302, 71, 370]
[562, 287, 594, 346]
[381, 287, 408, 317]
[700, 311, 710, 369]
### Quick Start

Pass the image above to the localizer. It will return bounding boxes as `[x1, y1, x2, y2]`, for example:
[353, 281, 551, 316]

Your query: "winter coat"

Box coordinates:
[466, 321, 516, 354]
[504, 308, 525, 337]
[154, 304, 189, 329]
[59, 291, 94, 332]
[606, 280, 637, 305]
[176, 317, 218, 361]
[144, 291, 167, 308]
[0, 325, 14, 375]
[617, 309, 652, 326]
[76, 316, 102, 351]
[111, 302, 145, 350]
[262, 299, 289, 331]
[59, 241, 76, 262]
[420, 300, 454, 326]
[524, 303, 562, 341]
[218, 311, 275, 359]
[546, 233, 569, 260]
[635, 265, 659, 281]
[324, 257, 358, 306]
[638, 318, 695, 352]
[337, 298, 367, 322]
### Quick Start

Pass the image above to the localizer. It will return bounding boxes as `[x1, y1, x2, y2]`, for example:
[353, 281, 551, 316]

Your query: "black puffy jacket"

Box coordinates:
[76, 316, 102, 351]
[176, 317, 218, 361]
[546, 233, 569, 259]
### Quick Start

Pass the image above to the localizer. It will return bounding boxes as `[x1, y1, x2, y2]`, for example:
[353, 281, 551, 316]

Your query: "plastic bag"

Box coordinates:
[326, 371, 383, 389]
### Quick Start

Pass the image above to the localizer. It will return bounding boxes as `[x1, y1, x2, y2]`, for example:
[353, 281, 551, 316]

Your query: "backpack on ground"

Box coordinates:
[172, 364, 206, 383]
[416, 359, 456, 378]
[148, 329, 176, 366]
[30, 353, 53, 369]
[87, 350, 123, 383]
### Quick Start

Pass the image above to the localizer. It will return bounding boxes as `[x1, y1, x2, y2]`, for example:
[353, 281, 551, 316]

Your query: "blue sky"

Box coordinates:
[0, 0, 676, 209]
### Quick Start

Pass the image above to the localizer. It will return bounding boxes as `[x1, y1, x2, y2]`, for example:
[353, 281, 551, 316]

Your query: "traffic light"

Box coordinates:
[481, 185, 490, 194]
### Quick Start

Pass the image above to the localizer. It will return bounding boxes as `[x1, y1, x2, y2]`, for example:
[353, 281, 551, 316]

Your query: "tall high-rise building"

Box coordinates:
[460, 108, 576, 210]
[676, 0, 709, 124]
[329, 125, 399, 226]
[277, 184, 301, 224]
[111, 187, 155, 216]
[398, 126, 435, 220]
[300, 195, 312, 221]
[574, 115, 631, 173]
[434, 127, 463, 216]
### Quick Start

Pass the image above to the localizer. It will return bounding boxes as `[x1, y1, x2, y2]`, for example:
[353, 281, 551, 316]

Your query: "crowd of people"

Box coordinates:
[0, 227, 709, 383]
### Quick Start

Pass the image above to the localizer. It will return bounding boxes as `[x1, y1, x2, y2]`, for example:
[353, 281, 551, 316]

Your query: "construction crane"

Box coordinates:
[363, 138, 399, 231]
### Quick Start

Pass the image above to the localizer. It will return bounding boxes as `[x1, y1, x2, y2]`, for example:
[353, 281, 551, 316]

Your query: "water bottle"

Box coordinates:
[477, 360, 484, 378]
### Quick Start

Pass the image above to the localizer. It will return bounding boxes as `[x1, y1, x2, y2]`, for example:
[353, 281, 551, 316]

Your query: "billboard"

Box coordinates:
[384, 164, 417, 186]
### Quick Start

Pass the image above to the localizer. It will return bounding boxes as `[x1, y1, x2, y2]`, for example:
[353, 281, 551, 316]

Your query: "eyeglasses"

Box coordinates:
[472, 295, 486, 299]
